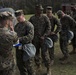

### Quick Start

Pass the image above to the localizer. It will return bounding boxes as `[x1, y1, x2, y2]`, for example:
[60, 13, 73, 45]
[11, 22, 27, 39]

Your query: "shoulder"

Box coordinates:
[42, 14, 48, 18]
[25, 21, 34, 29]
[64, 15, 71, 18]
[66, 15, 74, 20]
[42, 14, 50, 21]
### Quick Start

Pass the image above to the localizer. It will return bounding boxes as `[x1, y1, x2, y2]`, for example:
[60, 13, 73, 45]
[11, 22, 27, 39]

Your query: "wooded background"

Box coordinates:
[0, 0, 76, 14]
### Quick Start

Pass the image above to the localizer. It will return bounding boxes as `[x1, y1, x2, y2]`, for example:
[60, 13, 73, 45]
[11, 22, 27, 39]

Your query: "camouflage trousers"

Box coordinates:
[59, 33, 69, 57]
[33, 38, 50, 68]
[48, 42, 55, 60]
[16, 48, 36, 75]
[0, 67, 15, 75]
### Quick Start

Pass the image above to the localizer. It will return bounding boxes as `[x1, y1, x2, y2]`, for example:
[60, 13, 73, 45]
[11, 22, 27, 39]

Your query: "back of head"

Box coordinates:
[57, 10, 65, 18]
[57, 10, 64, 16]
[0, 11, 13, 27]
[0, 11, 13, 20]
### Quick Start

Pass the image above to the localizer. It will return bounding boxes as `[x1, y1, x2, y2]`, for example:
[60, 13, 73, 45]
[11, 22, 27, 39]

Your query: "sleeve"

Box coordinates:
[69, 16, 76, 31]
[10, 31, 18, 44]
[43, 16, 51, 37]
[19, 22, 34, 44]
[14, 23, 18, 32]
[54, 18, 61, 34]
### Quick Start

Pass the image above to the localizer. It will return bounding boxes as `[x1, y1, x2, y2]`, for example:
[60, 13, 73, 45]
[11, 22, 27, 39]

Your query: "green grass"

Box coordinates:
[51, 43, 76, 75]
[17, 14, 76, 75]
[25, 14, 33, 20]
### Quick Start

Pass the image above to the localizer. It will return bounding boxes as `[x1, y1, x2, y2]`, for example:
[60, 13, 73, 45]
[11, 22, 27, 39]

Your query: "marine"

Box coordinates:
[0, 11, 18, 75]
[29, 4, 51, 75]
[46, 6, 61, 65]
[14, 10, 36, 75]
[57, 10, 76, 64]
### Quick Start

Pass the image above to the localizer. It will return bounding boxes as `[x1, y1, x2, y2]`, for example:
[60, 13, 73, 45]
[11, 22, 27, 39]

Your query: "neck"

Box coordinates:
[19, 18, 26, 22]
[35, 13, 42, 17]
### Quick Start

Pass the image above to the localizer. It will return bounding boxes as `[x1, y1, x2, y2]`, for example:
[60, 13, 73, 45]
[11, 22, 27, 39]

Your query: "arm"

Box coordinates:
[43, 16, 51, 37]
[19, 22, 34, 44]
[10, 31, 18, 44]
[69, 16, 76, 31]
[54, 18, 61, 34]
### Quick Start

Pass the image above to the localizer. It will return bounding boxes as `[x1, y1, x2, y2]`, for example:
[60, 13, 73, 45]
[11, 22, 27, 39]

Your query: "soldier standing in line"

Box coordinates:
[29, 4, 51, 75]
[46, 6, 61, 65]
[69, 5, 76, 54]
[57, 10, 76, 64]
[0, 11, 18, 75]
[14, 10, 36, 75]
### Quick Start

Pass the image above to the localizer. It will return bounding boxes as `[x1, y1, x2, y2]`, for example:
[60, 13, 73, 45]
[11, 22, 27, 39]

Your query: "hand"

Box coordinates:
[50, 32, 55, 35]
[9, 25, 14, 31]
[40, 36, 45, 40]
[9, 21, 14, 31]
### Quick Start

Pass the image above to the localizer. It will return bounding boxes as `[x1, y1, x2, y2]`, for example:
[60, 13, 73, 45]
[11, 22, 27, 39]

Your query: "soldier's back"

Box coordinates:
[0, 27, 17, 71]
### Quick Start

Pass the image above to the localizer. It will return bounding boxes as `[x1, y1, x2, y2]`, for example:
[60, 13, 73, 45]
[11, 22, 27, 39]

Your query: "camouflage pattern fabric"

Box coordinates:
[49, 15, 61, 34]
[48, 15, 61, 60]
[29, 14, 51, 67]
[14, 21, 34, 44]
[71, 10, 76, 48]
[14, 21, 35, 75]
[59, 15, 76, 56]
[0, 27, 18, 75]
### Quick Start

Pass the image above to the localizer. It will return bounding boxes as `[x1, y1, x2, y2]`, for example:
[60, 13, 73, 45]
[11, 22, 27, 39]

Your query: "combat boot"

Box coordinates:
[47, 67, 51, 75]
[59, 56, 68, 61]
[59, 54, 70, 61]
[60, 55, 71, 64]
[69, 50, 76, 55]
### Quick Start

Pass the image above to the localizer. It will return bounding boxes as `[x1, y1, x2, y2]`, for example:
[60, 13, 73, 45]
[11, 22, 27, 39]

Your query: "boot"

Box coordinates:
[47, 67, 51, 75]
[59, 56, 68, 61]
[59, 55, 70, 61]
[69, 50, 76, 55]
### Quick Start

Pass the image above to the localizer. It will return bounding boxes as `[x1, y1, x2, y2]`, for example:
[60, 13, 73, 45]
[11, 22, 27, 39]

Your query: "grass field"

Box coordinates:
[16, 14, 76, 75]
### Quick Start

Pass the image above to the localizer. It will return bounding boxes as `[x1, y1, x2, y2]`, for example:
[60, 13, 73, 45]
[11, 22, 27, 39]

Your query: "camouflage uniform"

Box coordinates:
[48, 15, 61, 61]
[14, 21, 35, 75]
[0, 27, 18, 75]
[71, 9, 76, 49]
[29, 14, 51, 68]
[59, 15, 76, 58]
